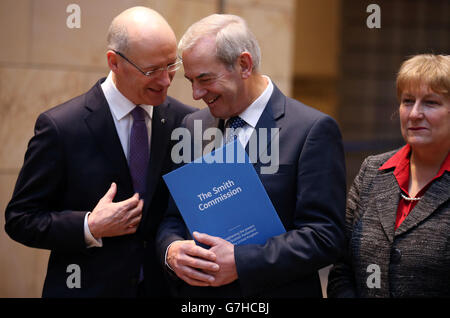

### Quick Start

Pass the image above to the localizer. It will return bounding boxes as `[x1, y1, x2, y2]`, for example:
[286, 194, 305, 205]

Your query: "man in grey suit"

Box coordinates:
[156, 14, 347, 297]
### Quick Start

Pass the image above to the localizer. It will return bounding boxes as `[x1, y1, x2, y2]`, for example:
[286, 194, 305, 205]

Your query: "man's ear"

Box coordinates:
[106, 50, 119, 73]
[238, 52, 253, 79]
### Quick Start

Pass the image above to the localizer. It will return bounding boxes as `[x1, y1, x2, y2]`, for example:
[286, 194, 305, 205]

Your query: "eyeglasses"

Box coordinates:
[113, 50, 182, 77]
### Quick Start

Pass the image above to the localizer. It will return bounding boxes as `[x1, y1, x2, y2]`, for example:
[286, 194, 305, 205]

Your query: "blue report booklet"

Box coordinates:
[163, 139, 285, 246]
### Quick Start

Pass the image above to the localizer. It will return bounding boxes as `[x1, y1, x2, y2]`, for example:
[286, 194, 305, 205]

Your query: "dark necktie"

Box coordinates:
[129, 106, 149, 197]
[226, 116, 247, 143]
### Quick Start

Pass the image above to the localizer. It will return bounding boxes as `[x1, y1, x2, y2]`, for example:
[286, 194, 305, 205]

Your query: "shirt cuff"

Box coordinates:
[84, 212, 103, 248]
[165, 241, 178, 271]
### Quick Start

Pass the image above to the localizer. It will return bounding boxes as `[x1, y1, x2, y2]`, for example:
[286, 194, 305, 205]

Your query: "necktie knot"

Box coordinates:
[131, 106, 146, 121]
[227, 116, 246, 129]
[226, 116, 246, 143]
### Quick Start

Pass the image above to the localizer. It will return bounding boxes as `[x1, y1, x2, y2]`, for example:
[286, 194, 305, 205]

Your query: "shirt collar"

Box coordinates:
[379, 145, 412, 193]
[380, 144, 450, 173]
[379, 144, 450, 194]
[379, 144, 411, 171]
[101, 71, 153, 121]
[226, 75, 273, 128]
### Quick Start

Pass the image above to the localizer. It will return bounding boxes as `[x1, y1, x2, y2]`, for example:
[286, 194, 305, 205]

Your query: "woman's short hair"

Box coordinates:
[396, 54, 450, 100]
[178, 14, 261, 71]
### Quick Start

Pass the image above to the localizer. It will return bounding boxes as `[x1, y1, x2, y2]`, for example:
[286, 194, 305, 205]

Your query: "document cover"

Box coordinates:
[163, 140, 285, 246]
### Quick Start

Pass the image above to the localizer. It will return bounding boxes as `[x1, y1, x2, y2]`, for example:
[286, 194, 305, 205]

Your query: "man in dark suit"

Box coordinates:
[156, 14, 346, 297]
[4, 7, 195, 297]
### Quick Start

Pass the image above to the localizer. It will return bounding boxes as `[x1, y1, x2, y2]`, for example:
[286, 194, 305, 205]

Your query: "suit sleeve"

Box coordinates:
[327, 157, 370, 298]
[234, 115, 347, 296]
[155, 114, 191, 269]
[155, 194, 190, 265]
[4, 113, 87, 252]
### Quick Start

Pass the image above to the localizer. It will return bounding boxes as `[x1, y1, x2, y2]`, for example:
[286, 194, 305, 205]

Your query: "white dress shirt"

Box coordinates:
[84, 72, 153, 247]
[224, 76, 273, 146]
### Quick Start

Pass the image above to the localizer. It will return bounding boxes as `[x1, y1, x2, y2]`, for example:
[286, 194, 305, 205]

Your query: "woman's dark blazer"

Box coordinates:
[327, 149, 450, 297]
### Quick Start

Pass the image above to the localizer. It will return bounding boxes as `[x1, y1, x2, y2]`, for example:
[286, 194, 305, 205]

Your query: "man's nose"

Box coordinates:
[155, 69, 172, 87]
[192, 83, 207, 100]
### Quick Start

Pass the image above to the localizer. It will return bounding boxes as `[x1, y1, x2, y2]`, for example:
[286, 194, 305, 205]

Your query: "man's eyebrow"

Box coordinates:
[196, 72, 211, 79]
[184, 72, 212, 82]
[138, 62, 157, 70]
[142, 59, 178, 70]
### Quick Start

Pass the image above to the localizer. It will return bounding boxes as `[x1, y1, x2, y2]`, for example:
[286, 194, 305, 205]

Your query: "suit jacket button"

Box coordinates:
[391, 248, 402, 264]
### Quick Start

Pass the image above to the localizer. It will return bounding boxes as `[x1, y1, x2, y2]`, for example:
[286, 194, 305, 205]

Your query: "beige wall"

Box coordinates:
[0, 0, 295, 297]
[295, 0, 340, 78]
[293, 0, 340, 119]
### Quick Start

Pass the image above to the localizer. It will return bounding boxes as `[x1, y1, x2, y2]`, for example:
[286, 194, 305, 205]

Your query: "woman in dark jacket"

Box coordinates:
[328, 54, 450, 297]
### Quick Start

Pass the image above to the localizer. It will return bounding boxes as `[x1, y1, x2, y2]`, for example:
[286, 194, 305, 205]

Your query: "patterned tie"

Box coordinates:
[129, 106, 149, 197]
[226, 116, 246, 143]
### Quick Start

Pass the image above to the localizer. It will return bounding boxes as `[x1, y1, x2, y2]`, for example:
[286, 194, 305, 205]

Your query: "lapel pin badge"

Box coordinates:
[161, 118, 166, 124]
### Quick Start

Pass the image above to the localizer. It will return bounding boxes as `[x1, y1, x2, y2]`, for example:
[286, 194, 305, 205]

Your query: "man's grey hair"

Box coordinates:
[179, 14, 261, 71]
[107, 20, 129, 53]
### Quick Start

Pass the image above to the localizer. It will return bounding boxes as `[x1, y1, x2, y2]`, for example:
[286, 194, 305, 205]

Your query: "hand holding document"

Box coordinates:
[163, 139, 286, 247]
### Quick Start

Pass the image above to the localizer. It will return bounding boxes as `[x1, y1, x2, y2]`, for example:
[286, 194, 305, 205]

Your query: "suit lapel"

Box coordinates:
[395, 173, 450, 236]
[145, 101, 172, 202]
[202, 113, 223, 151]
[249, 84, 285, 170]
[374, 171, 400, 243]
[83, 81, 134, 195]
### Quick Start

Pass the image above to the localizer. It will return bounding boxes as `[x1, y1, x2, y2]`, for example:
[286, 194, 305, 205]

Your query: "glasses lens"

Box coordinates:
[145, 61, 181, 77]
[168, 61, 181, 72]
